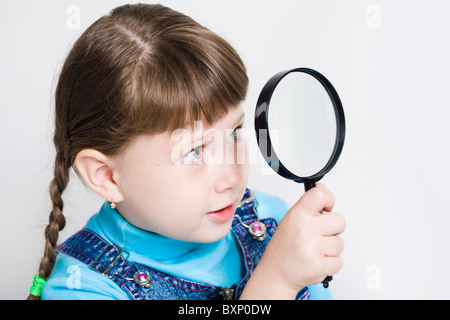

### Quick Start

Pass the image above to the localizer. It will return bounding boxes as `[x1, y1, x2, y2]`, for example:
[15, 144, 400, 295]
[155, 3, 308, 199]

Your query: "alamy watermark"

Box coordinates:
[366, 264, 382, 290]
[367, 4, 382, 30]
[66, 265, 81, 290]
[66, 5, 81, 30]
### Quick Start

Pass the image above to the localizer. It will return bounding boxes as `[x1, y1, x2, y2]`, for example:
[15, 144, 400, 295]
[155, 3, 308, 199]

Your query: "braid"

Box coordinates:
[27, 150, 69, 300]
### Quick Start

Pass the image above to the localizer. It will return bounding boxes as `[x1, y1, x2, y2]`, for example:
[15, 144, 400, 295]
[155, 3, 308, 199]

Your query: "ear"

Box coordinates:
[74, 149, 124, 203]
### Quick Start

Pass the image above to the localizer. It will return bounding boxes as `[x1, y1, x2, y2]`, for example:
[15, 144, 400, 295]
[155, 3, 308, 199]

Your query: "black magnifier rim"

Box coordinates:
[255, 67, 345, 184]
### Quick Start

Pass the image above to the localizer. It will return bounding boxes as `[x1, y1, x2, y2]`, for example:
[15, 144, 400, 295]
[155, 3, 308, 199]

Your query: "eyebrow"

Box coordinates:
[233, 111, 246, 128]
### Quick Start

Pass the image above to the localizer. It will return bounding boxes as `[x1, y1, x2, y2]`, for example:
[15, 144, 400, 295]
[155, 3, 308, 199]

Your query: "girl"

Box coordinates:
[28, 3, 345, 300]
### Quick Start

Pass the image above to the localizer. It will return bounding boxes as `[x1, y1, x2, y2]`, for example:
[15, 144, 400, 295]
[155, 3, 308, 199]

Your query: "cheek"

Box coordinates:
[238, 147, 250, 181]
[118, 165, 158, 200]
[129, 169, 202, 216]
[116, 160, 180, 222]
[119, 181, 203, 237]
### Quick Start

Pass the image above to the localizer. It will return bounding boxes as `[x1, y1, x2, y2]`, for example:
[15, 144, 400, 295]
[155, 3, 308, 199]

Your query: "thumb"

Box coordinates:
[294, 183, 335, 215]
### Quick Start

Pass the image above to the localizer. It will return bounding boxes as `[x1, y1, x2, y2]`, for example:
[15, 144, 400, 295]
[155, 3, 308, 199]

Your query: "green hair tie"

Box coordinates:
[30, 275, 47, 297]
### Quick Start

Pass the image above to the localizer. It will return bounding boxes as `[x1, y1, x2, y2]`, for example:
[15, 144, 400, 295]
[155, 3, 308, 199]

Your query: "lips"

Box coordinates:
[206, 203, 236, 223]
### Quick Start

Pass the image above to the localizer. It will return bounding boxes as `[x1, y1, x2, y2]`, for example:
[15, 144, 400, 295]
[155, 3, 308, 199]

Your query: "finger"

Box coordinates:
[317, 212, 346, 236]
[295, 184, 335, 215]
[318, 235, 344, 257]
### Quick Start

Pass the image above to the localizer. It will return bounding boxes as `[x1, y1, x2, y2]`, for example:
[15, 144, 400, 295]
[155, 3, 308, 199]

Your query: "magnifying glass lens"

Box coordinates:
[268, 71, 337, 178]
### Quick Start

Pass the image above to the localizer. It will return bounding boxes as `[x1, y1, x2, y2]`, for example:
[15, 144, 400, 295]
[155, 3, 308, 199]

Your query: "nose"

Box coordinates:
[213, 163, 243, 193]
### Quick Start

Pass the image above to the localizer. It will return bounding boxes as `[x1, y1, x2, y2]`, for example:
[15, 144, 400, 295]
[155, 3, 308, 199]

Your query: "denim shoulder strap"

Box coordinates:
[57, 229, 225, 300]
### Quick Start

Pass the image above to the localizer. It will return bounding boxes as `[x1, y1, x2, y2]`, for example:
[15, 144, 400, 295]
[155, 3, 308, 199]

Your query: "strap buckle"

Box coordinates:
[236, 189, 258, 209]
[92, 243, 152, 288]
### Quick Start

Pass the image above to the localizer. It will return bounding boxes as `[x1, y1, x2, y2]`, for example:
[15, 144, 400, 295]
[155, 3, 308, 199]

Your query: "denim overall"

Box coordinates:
[57, 189, 310, 300]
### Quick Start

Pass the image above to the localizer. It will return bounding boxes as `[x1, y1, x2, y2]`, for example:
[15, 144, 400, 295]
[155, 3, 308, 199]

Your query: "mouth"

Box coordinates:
[206, 202, 237, 223]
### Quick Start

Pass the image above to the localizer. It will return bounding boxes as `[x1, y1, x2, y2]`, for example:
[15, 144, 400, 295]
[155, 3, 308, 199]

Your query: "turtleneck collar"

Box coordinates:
[92, 201, 220, 261]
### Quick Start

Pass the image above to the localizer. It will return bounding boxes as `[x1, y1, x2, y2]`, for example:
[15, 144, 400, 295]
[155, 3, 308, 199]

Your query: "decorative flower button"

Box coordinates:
[133, 269, 152, 288]
[248, 221, 266, 241]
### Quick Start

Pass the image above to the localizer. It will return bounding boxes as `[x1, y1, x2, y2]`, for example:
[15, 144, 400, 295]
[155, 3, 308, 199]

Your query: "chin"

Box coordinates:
[190, 223, 233, 243]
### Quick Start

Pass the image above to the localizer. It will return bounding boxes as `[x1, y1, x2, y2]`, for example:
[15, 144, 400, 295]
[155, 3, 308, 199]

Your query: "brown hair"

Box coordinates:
[28, 3, 248, 299]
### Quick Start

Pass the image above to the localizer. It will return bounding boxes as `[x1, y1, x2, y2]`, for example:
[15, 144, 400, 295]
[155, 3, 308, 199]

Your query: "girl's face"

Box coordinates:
[112, 106, 250, 243]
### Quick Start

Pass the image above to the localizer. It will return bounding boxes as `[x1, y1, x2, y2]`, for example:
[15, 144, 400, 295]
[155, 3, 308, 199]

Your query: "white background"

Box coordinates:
[1, 0, 450, 299]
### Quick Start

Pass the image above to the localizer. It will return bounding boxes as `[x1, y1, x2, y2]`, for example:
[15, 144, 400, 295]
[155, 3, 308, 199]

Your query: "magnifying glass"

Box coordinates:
[254, 67, 346, 288]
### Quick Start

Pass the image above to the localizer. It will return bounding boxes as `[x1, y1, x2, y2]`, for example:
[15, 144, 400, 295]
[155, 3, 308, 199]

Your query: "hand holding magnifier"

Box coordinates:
[254, 68, 346, 289]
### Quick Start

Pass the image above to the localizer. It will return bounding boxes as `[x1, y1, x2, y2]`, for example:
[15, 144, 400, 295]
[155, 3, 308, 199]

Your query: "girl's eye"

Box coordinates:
[228, 126, 243, 143]
[183, 145, 203, 164]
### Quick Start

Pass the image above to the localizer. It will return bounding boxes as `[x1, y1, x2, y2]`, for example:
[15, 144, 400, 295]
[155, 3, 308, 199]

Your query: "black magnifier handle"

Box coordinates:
[304, 181, 333, 289]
